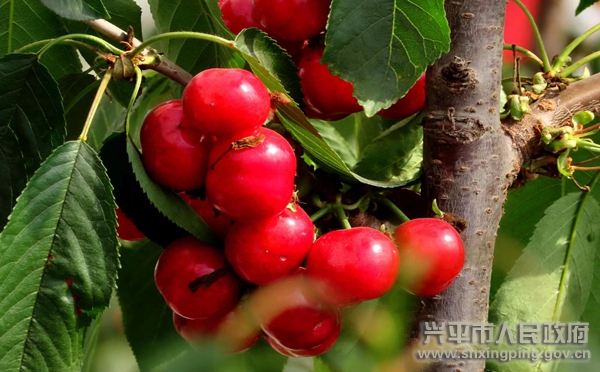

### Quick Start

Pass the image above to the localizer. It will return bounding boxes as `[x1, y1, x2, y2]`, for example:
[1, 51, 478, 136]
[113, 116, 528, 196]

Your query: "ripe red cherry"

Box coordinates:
[298, 47, 362, 119]
[393, 218, 465, 297]
[116, 208, 145, 241]
[173, 309, 261, 353]
[250, 275, 341, 353]
[225, 205, 314, 285]
[377, 74, 426, 120]
[206, 127, 296, 220]
[180, 193, 233, 239]
[253, 0, 331, 42]
[306, 227, 400, 307]
[140, 100, 211, 191]
[155, 235, 243, 319]
[181, 68, 271, 138]
[265, 323, 339, 357]
[218, 0, 261, 34]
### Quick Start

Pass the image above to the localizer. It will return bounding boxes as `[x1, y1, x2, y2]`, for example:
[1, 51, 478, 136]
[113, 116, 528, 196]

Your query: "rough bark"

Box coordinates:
[412, 2, 514, 372]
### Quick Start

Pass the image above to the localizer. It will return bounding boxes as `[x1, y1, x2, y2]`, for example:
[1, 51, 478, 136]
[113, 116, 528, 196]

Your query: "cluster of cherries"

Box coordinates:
[218, 0, 426, 122]
[111, 0, 465, 357]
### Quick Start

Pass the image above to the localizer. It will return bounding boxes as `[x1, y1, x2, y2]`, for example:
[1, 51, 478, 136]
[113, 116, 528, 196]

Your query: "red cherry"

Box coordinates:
[265, 323, 339, 357]
[218, 0, 261, 34]
[393, 218, 465, 297]
[140, 100, 210, 191]
[377, 74, 426, 120]
[180, 193, 233, 239]
[173, 308, 261, 353]
[206, 127, 296, 220]
[116, 208, 145, 241]
[298, 47, 362, 119]
[306, 227, 400, 307]
[250, 275, 341, 352]
[155, 235, 243, 319]
[253, 0, 331, 42]
[225, 205, 314, 285]
[181, 68, 271, 138]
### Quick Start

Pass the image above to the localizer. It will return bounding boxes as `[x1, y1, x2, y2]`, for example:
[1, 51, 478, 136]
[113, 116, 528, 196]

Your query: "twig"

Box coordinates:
[84, 19, 193, 86]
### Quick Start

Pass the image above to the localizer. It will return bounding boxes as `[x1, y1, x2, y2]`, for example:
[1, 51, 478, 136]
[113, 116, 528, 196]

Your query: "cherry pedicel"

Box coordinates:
[250, 274, 341, 355]
[218, 0, 261, 34]
[298, 47, 362, 119]
[225, 205, 314, 285]
[206, 127, 296, 220]
[116, 207, 145, 241]
[181, 68, 271, 138]
[393, 218, 465, 297]
[377, 74, 426, 120]
[140, 100, 211, 191]
[253, 0, 331, 42]
[155, 235, 243, 320]
[306, 227, 400, 307]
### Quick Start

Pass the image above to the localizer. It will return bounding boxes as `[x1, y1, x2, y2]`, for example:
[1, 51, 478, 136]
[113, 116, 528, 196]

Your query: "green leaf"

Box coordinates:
[352, 114, 423, 183]
[126, 139, 219, 245]
[0, 0, 82, 79]
[81, 313, 103, 372]
[323, 0, 450, 116]
[0, 140, 119, 372]
[235, 28, 303, 106]
[490, 186, 600, 371]
[353, 113, 384, 158]
[576, 0, 598, 15]
[148, 0, 244, 74]
[118, 240, 188, 371]
[100, 132, 189, 247]
[311, 119, 357, 168]
[0, 54, 66, 232]
[39, 0, 110, 21]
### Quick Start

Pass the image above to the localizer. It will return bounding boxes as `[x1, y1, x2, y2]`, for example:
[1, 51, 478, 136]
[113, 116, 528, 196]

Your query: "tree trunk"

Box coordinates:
[412, 2, 514, 371]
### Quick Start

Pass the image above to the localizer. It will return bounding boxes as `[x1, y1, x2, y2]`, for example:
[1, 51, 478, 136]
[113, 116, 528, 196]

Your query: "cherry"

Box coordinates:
[377, 74, 426, 120]
[173, 309, 261, 353]
[181, 68, 271, 138]
[265, 323, 339, 357]
[180, 193, 233, 239]
[225, 205, 314, 285]
[393, 218, 465, 297]
[155, 235, 243, 319]
[253, 0, 331, 42]
[116, 208, 145, 241]
[206, 127, 296, 220]
[298, 47, 362, 119]
[306, 227, 400, 307]
[250, 274, 341, 352]
[218, 0, 261, 34]
[140, 100, 211, 191]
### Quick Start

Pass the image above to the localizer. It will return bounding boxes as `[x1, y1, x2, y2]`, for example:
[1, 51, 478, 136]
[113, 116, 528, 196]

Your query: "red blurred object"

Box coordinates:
[503, 0, 541, 62]
[116, 208, 145, 241]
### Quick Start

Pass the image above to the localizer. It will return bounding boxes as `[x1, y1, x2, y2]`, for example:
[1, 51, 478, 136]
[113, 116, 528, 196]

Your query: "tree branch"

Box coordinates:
[84, 19, 193, 86]
[413, 2, 513, 371]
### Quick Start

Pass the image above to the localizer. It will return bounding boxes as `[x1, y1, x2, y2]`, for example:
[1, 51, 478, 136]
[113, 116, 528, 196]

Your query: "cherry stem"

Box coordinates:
[310, 205, 331, 223]
[552, 23, 600, 76]
[559, 50, 600, 78]
[128, 31, 235, 61]
[511, 0, 551, 72]
[188, 268, 229, 293]
[65, 79, 101, 115]
[572, 154, 600, 166]
[37, 33, 122, 60]
[14, 38, 101, 54]
[503, 44, 544, 68]
[125, 66, 144, 137]
[332, 204, 352, 229]
[574, 122, 600, 135]
[79, 68, 113, 142]
[371, 194, 410, 224]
